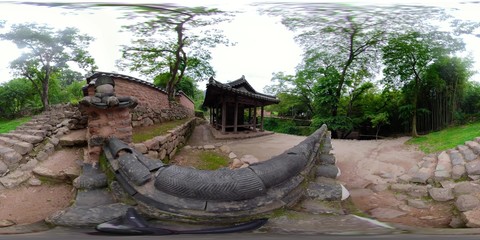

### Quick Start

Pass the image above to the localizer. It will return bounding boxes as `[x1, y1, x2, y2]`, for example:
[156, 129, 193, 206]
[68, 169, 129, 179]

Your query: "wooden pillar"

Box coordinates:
[253, 106, 257, 132]
[248, 107, 252, 130]
[260, 106, 264, 132]
[221, 100, 227, 133]
[210, 107, 213, 125]
[234, 98, 238, 134]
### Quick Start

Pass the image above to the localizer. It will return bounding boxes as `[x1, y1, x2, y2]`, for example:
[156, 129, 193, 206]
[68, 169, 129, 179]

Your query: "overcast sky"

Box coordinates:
[0, 0, 479, 93]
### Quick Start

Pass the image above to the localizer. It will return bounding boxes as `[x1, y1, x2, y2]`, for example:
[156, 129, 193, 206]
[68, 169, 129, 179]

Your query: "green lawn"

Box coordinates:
[407, 121, 480, 154]
[197, 151, 230, 170]
[0, 117, 32, 134]
[132, 118, 191, 143]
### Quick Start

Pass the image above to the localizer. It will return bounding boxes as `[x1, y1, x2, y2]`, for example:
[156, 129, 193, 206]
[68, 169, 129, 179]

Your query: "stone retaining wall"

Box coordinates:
[131, 118, 199, 162]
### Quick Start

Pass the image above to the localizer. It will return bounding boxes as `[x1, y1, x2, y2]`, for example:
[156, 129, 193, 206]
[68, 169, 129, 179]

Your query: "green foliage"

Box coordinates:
[117, 5, 231, 100]
[132, 118, 191, 143]
[0, 23, 96, 110]
[0, 78, 39, 118]
[263, 117, 314, 136]
[197, 151, 229, 170]
[407, 121, 480, 153]
[0, 116, 32, 133]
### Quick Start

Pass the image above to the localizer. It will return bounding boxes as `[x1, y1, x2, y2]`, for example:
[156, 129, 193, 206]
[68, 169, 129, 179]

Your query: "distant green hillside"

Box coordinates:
[407, 121, 480, 154]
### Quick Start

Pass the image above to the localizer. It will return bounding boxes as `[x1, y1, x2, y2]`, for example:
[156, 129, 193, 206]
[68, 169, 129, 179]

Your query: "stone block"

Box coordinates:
[133, 143, 148, 154]
[454, 182, 480, 196]
[452, 165, 466, 180]
[428, 188, 454, 201]
[456, 194, 480, 212]
[466, 160, 480, 175]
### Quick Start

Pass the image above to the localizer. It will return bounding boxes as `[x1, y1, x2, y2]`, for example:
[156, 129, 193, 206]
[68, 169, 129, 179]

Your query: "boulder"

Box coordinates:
[456, 195, 480, 212]
[458, 145, 477, 162]
[462, 207, 480, 228]
[452, 165, 466, 180]
[428, 188, 454, 202]
[466, 160, 480, 175]
[453, 182, 480, 196]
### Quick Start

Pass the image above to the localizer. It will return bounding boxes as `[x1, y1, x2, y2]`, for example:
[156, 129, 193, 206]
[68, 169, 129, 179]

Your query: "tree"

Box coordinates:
[382, 31, 464, 136]
[0, 78, 38, 118]
[0, 23, 97, 110]
[117, 5, 231, 101]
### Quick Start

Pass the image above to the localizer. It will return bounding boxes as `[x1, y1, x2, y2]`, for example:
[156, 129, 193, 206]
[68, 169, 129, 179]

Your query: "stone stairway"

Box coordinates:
[403, 137, 480, 184]
[0, 104, 86, 188]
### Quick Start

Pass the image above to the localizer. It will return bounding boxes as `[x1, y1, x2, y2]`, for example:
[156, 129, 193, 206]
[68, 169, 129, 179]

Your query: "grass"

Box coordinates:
[0, 116, 32, 134]
[132, 118, 191, 143]
[407, 121, 480, 154]
[197, 151, 230, 170]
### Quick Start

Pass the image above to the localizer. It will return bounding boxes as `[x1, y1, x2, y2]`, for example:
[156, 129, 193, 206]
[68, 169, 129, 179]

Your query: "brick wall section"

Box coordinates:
[114, 79, 170, 110]
[85, 74, 195, 127]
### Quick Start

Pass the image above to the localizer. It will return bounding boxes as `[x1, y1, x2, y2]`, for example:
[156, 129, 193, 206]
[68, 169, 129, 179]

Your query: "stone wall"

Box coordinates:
[85, 72, 195, 127]
[131, 118, 198, 162]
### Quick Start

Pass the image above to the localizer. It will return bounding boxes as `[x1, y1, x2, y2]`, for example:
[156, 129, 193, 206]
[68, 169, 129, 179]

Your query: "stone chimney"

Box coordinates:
[80, 75, 137, 164]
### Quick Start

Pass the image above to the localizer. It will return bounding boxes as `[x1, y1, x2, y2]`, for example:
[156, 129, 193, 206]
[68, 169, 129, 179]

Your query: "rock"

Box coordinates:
[390, 183, 411, 192]
[0, 161, 8, 177]
[466, 141, 480, 155]
[453, 182, 480, 196]
[230, 159, 243, 169]
[407, 199, 429, 209]
[0, 219, 15, 227]
[408, 185, 429, 197]
[449, 150, 465, 166]
[428, 188, 454, 201]
[306, 179, 348, 201]
[28, 177, 42, 186]
[434, 151, 451, 181]
[458, 145, 477, 162]
[158, 149, 167, 160]
[369, 183, 388, 193]
[133, 144, 148, 154]
[240, 163, 249, 168]
[397, 174, 412, 183]
[146, 151, 159, 159]
[370, 208, 407, 219]
[240, 155, 259, 165]
[452, 165, 466, 180]
[395, 194, 408, 201]
[18, 158, 38, 171]
[184, 145, 192, 150]
[462, 207, 480, 228]
[450, 216, 466, 228]
[316, 165, 340, 179]
[410, 167, 433, 184]
[467, 160, 480, 175]
[440, 180, 456, 189]
[456, 195, 480, 212]
[219, 145, 231, 153]
[228, 152, 237, 159]
[203, 145, 215, 150]
[0, 170, 31, 189]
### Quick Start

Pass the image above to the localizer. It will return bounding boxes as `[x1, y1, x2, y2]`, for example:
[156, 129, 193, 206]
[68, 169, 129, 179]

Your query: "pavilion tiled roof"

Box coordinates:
[205, 76, 280, 105]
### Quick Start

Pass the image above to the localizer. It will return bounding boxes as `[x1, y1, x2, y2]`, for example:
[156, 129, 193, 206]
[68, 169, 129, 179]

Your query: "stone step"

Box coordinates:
[10, 129, 47, 138]
[434, 151, 452, 181]
[457, 145, 477, 162]
[0, 145, 22, 167]
[0, 136, 32, 155]
[410, 155, 437, 183]
[1, 133, 43, 144]
[466, 141, 480, 155]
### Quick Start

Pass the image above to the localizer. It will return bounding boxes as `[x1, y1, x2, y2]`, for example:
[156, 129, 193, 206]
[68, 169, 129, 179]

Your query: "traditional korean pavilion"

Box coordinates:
[202, 76, 280, 134]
